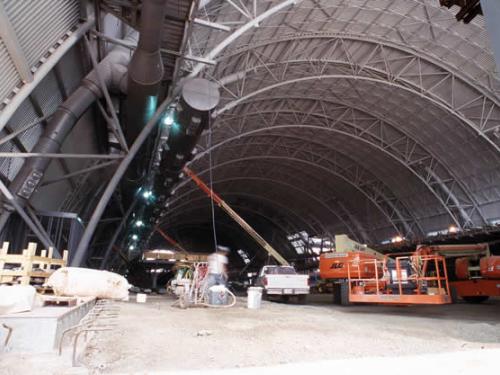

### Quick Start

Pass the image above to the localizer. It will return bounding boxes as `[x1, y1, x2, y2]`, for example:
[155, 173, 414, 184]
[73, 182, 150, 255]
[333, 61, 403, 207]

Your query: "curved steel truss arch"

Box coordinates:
[212, 44, 500, 151]
[183, 147, 423, 239]
[216, 34, 499, 105]
[168, 173, 367, 242]
[165, 189, 325, 246]
[167, 215, 296, 261]
[201, 98, 488, 228]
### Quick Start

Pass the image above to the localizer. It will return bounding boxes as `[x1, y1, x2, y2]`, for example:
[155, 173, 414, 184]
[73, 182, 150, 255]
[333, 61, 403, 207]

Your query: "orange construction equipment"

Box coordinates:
[319, 235, 451, 305]
[346, 252, 451, 305]
[416, 243, 500, 303]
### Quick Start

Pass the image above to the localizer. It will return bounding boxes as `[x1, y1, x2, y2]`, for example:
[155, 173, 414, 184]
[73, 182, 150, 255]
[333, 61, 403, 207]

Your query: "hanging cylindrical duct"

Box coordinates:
[154, 78, 220, 197]
[124, 0, 167, 143]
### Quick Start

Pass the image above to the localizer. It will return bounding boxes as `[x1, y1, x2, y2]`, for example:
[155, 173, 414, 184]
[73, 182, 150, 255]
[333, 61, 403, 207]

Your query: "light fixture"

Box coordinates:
[448, 225, 458, 234]
[135, 220, 144, 227]
[129, 245, 135, 250]
[163, 109, 175, 126]
[132, 234, 138, 240]
[391, 235, 404, 243]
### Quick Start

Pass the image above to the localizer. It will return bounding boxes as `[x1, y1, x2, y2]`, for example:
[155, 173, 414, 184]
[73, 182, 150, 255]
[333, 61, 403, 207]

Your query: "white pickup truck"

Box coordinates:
[255, 265, 310, 302]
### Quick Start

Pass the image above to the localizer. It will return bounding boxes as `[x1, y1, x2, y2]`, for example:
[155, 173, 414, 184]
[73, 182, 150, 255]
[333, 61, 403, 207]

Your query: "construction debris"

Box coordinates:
[0, 285, 36, 314]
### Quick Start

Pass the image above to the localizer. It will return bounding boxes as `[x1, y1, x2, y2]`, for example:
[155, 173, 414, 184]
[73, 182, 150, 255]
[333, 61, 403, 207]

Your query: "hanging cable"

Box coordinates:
[208, 113, 218, 251]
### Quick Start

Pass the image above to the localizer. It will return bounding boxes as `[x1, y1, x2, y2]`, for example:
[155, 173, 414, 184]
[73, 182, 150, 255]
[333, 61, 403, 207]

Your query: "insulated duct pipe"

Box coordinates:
[125, 0, 167, 143]
[0, 33, 137, 233]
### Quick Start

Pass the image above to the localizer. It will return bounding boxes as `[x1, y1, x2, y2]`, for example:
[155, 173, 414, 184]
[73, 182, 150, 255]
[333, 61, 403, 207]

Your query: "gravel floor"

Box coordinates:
[2, 294, 500, 374]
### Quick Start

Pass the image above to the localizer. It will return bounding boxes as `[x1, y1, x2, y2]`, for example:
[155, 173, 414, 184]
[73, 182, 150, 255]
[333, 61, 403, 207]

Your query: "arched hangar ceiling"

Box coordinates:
[163, 0, 500, 244]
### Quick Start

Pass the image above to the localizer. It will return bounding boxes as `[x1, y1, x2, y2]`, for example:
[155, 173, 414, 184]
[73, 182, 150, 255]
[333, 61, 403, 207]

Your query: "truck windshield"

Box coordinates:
[264, 267, 296, 275]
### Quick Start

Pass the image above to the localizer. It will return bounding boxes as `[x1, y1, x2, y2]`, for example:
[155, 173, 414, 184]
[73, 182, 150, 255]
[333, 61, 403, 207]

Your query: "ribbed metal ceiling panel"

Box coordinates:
[0, 38, 21, 108]
[3, 0, 80, 68]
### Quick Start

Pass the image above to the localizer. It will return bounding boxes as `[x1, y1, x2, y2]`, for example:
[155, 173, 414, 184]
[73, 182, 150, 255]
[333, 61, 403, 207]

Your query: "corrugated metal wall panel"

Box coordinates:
[31, 70, 64, 116]
[3, 0, 80, 68]
[0, 141, 23, 180]
[0, 38, 22, 106]
[9, 97, 43, 153]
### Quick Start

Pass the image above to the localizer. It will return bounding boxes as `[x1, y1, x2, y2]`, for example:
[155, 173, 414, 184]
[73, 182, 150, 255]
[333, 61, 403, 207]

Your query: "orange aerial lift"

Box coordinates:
[182, 167, 290, 266]
[319, 235, 452, 305]
[416, 243, 500, 303]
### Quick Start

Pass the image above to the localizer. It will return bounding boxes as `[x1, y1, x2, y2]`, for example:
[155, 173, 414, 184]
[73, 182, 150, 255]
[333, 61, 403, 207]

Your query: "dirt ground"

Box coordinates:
[1, 294, 500, 374]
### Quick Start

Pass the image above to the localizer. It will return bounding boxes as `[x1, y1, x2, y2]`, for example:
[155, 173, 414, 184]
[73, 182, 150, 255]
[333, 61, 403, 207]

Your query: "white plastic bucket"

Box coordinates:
[247, 287, 263, 309]
[136, 293, 147, 303]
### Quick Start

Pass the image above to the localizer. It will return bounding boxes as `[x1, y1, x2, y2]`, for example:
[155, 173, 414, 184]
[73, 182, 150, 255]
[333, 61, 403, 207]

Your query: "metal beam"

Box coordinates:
[188, 0, 303, 78]
[0, 114, 52, 147]
[72, 94, 176, 266]
[90, 31, 216, 66]
[0, 1, 33, 82]
[40, 160, 118, 187]
[193, 18, 231, 32]
[0, 180, 58, 255]
[0, 153, 124, 159]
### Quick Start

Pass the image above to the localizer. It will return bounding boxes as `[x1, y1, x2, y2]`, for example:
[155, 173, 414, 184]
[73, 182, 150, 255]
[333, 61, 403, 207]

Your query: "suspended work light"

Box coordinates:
[163, 108, 175, 126]
[391, 235, 404, 243]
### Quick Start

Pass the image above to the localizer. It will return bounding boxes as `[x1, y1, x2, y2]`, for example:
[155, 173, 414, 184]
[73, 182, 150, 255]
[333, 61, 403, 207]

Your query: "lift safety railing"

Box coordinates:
[346, 253, 451, 303]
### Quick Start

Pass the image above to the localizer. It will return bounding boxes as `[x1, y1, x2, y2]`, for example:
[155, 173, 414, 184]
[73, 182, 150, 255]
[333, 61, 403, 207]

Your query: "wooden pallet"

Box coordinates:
[39, 295, 77, 307]
[0, 242, 68, 285]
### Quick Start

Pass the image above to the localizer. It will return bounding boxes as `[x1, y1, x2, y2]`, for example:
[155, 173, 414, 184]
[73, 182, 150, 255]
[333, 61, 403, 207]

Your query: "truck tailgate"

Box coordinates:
[266, 274, 309, 289]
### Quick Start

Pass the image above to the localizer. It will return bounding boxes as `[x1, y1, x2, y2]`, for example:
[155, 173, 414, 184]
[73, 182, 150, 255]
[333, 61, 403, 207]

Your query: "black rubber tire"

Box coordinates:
[333, 283, 341, 305]
[297, 294, 307, 304]
[462, 296, 489, 304]
[339, 281, 350, 306]
[450, 286, 458, 304]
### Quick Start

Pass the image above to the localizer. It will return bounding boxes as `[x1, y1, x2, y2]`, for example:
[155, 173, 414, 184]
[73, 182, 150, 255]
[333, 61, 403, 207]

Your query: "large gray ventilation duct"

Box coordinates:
[0, 0, 168, 233]
[125, 0, 167, 143]
[0, 34, 136, 232]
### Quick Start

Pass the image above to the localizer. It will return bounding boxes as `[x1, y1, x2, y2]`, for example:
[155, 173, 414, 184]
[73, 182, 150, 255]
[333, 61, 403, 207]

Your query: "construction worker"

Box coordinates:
[206, 245, 229, 288]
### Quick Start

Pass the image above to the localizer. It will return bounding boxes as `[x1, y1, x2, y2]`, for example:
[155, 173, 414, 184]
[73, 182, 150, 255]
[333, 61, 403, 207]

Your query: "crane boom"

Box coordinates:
[183, 167, 290, 266]
[155, 227, 189, 254]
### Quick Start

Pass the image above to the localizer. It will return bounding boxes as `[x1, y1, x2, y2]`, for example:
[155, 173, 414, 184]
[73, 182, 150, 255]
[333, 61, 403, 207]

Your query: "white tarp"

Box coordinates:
[0, 285, 36, 314]
[47, 267, 130, 300]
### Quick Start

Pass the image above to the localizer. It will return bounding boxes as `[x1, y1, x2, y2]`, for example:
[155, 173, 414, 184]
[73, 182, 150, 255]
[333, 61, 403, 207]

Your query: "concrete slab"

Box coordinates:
[0, 297, 95, 353]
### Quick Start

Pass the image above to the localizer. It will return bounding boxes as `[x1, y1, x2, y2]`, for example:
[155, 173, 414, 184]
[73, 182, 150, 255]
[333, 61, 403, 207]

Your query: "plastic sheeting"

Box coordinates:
[47, 267, 130, 300]
[0, 285, 36, 314]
